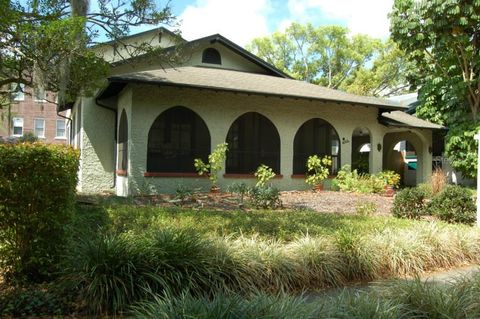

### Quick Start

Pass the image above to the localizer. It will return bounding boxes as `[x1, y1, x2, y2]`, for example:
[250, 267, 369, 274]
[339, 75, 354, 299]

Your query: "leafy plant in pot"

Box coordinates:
[305, 155, 332, 191]
[194, 142, 228, 193]
[377, 170, 400, 197]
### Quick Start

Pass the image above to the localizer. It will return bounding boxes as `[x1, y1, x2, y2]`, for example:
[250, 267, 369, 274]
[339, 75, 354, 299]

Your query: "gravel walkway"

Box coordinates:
[281, 190, 394, 215]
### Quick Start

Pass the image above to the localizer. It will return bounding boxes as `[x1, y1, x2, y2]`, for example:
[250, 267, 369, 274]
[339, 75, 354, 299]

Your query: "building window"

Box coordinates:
[117, 110, 128, 172]
[147, 106, 211, 173]
[202, 48, 222, 64]
[34, 88, 46, 102]
[226, 112, 280, 174]
[12, 117, 23, 136]
[34, 118, 45, 138]
[11, 83, 25, 101]
[56, 119, 66, 138]
[293, 118, 340, 174]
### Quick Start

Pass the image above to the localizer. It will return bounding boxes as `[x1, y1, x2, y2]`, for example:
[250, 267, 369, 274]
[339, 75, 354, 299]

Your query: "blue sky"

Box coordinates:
[128, 0, 394, 46]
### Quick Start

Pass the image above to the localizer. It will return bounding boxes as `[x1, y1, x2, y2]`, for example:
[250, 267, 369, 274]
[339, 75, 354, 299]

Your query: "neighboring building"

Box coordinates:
[63, 28, 444, 196]
[0, 85, 68, 144]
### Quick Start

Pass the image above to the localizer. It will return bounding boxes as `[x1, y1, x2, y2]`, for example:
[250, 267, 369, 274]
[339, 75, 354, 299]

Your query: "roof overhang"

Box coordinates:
[97, 67, 405, 111]
[380, 111, 446, 130]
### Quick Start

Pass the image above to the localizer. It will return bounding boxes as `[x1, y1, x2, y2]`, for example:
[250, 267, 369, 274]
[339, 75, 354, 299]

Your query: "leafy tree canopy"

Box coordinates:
[0, 0, 176, 108]
[390, 0, 480, 178]
[247, 22, 412, 97]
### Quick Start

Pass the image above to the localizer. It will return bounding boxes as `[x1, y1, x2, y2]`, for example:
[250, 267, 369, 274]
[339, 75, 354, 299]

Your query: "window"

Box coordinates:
[34, 118, 45, 138]
[56, 119, 66, 138]
[11, 83, 25, 101]
[34, 88, 46, 102]
[117, 110, 128, 171]
[12, 117, 23, 136]
[226, 112, 280, 174]
[293, 118, 340, 174]
[147, 106, 211, 173]
[202, 48, 222, 64]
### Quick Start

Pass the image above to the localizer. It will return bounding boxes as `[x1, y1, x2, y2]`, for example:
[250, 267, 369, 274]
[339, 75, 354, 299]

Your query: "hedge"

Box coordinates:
[0, 143, 79, 282]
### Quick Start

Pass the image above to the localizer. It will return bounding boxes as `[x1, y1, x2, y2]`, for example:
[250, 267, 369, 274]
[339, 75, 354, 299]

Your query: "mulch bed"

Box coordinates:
[86, 190, 394, 216]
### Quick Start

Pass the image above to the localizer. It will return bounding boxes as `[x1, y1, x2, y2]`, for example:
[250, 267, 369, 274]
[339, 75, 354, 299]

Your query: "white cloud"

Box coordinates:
[286, 0, 394, 38]
[178, 0, 272, 46]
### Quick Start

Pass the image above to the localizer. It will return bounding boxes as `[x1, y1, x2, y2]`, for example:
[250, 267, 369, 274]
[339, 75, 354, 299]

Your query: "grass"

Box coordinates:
[131, 273, 480, 318]
[104, 204, 423, 240]
[62, 199, 480, 316]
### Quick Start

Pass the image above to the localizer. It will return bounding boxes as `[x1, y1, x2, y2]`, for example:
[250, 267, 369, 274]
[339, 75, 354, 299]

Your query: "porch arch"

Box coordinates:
[117, 109, 128, 172]
[351, 127, 371, 174]
[293, 118, 340, 174]
[383, 131, 424, 186]
[146, 106, 211, 173]
[226, 112, 280, 174]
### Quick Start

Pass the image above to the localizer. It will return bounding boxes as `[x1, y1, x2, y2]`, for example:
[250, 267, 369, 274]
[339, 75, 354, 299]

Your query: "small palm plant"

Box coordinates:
[305, 155, 332, 191]
[194, 142, 228, 192]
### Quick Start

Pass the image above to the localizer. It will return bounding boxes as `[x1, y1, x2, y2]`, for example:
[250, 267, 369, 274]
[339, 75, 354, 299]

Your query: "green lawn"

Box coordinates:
[93, 203, 436, 241]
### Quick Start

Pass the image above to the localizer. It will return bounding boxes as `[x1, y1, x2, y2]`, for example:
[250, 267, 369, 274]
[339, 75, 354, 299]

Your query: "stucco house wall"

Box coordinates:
[72, 29, 437, 196]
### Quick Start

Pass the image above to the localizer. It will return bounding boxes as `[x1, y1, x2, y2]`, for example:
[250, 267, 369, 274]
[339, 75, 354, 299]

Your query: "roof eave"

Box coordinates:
[98, 77, 404, 110]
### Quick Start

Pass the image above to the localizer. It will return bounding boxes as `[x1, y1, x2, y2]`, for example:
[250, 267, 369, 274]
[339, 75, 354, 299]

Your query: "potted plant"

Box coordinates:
[305, 155, 332, 191]
[377, 170, 400, 197]
[194, 142, 228, 193]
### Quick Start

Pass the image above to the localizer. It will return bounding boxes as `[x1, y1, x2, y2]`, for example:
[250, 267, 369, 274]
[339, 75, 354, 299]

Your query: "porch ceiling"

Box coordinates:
[97, 66, 404, 110]
[380, 111, 446, 130]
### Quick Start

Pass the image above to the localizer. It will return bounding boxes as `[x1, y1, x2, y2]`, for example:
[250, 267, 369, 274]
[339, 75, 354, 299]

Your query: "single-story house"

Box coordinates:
[63, 28, 444, 196]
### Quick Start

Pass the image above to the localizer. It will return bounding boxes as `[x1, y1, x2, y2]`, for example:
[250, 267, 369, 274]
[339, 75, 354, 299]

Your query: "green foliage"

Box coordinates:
[248, 22, 411, 96]
[254, 164, 276, 187]
[333, 165, 384, 194]
[0, 285, 73, 317]
[391, 187, 428, 219]
[17, 131, 38, 143]
[355, 202, 377, 216]
[429, 185, 476, 225]
[248, 185, 282, 209]
[305, 155, 332, 188]
[0, 0, 177, 108]
[132, 273, 480, 319]
[131, 292, 319, 319]
[391, 0, 480, 178]
[0, 143, 79, 282]
[377, 170, 401, 188]
[227, 182, 249, 208]
[194, 142, 228, 187]
[105, 205, 414, 241]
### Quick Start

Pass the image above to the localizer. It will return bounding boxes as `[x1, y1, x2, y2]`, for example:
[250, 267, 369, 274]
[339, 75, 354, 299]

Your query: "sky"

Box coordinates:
[168, 0, 395, 46]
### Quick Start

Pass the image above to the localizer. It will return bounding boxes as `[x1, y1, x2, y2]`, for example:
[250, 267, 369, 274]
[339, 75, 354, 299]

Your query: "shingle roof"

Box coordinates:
[106, 66, 404, 110]
[381, 111, 445, 130]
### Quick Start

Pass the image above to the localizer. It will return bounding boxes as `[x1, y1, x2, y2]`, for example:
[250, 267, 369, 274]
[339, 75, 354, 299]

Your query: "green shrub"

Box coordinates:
[391, 187, 428, 219]
[333, 165, 384, 194]
[0, 143, 79, 282]
[0, 284, 73, 317]
[429, 185, 476, 224]
[248, 185, 282, 209]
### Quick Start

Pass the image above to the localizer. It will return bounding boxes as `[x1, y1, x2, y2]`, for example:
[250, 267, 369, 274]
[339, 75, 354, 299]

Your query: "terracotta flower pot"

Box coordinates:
[314, 184, 324, 192]
[384, 185, 395, 197]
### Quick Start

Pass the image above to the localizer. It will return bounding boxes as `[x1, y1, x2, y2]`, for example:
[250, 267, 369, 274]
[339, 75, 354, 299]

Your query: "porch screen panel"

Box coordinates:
[293, 118, 340, 174]
[117, 110, 128, 171]
[147, 106, 210, 173]
[226, 112, 280, 174]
